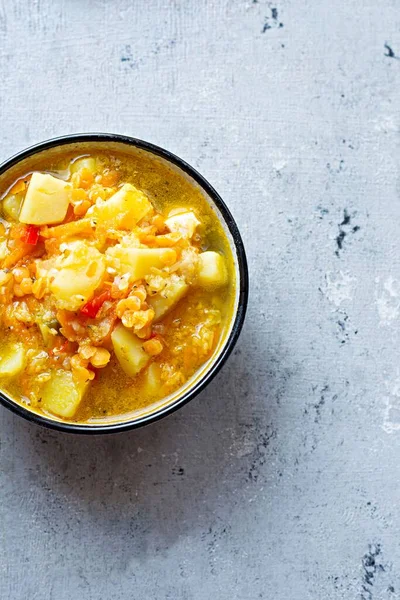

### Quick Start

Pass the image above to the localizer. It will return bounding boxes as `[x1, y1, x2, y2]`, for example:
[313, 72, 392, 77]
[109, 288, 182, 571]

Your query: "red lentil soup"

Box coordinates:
[0, 143, 236, 424]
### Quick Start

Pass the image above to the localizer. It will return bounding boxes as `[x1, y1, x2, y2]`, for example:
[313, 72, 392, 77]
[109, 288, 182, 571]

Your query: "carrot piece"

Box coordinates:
[140, 232, 182, 247]
[9, 223, 29, 240]
[41, 218, 94, 239]
[9, 179, 26, 194]
[2, 244, 31, 269]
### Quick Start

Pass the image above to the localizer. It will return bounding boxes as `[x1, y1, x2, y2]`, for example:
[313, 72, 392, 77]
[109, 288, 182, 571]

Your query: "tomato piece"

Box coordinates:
[80, 290, 111, 319]
[21, 225, 40, 245]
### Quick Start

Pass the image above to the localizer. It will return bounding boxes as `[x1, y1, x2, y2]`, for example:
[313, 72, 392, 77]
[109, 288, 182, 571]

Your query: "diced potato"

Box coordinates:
[142, 363, 161, 396]
[0, 343, 26, 377]
[165, 211, 200, 238]
[92, 183, 152, 229]
[106, 246, 176, 280]
[197, 251, 228, 289]
[50, 241, 105, 311]
[42, 370, 89, 418]
[111, 323, 150, 377]
[19, 172, 71, 225]
[70, 156, 97, 175]
[148, 276, 188, 320]
[2, 193, 23, 221]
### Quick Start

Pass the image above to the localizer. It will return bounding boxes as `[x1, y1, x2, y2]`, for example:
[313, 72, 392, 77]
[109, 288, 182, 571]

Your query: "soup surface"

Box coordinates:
[0, 147, 235, 423]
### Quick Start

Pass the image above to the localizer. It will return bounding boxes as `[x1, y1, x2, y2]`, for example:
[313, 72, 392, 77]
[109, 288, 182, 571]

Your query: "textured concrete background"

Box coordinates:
[0, 1, 399, 598]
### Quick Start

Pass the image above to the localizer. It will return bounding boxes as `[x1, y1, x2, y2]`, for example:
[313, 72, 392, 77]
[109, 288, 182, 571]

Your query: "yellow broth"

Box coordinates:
[0, 145, 236, 424]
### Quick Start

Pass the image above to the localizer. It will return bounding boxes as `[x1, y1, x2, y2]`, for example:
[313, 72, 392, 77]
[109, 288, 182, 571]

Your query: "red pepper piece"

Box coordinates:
[80, 289, 111, 319]
[21, 224, 40, 245]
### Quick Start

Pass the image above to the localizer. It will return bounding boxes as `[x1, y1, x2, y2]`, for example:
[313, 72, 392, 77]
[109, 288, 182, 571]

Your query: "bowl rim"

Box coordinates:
[0, 133, 249, 434]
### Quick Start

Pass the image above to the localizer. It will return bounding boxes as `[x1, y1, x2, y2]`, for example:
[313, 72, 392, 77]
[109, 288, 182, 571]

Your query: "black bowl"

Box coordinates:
[0, 133, 248, 433]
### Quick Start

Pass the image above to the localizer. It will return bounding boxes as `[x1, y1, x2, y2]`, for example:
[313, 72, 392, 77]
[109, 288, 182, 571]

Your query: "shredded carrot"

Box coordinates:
[139, 232, 182, 247]
[41, 218, 94, 239]
[2, 244, 32, 269]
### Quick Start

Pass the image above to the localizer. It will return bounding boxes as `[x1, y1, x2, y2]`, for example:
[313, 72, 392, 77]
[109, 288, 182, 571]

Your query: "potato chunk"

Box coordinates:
[148, 276, 188, 320]
[111, 324, 150, 377]
[19, 173, 70, 225]
[106, 246, 176, 280]
[165, 211, 200, 239]
[0, 344, 26, 377]
[197, 251, 228, 289]
[50, 241, 105, 311]
[2, 193, 23, 221]
[42, 370, 89, 418]
[70, 156, 97, 175]
[92, 183, 152, 229]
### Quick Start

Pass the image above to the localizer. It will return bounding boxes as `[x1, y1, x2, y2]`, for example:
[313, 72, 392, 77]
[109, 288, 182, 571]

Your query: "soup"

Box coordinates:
[0, 146, 236, 424]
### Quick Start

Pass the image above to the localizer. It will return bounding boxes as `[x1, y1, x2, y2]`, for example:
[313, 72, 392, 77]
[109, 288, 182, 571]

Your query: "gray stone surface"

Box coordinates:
[0, 0, 399, 598]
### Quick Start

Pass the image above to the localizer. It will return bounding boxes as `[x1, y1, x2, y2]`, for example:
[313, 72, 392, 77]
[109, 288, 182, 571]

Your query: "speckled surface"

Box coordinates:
[0, 1, 400, 598]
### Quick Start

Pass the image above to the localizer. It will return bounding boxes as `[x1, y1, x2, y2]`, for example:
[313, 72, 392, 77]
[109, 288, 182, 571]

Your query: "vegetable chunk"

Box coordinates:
[111, 324, 150, 377]
[50, 241, 106, 311]
[2, 194, 23, 221]
[165, 211, 200, 239]
[0, 344, 26, 377]
[148, 276, 188, 320]
[106, 246, 176, 280]
[197, 251, 228, 289]
[70, 157, 97, 175]
[92, 183, 152, 229]
[19, 173, 71, 225]
[42, 370, 89, 418]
